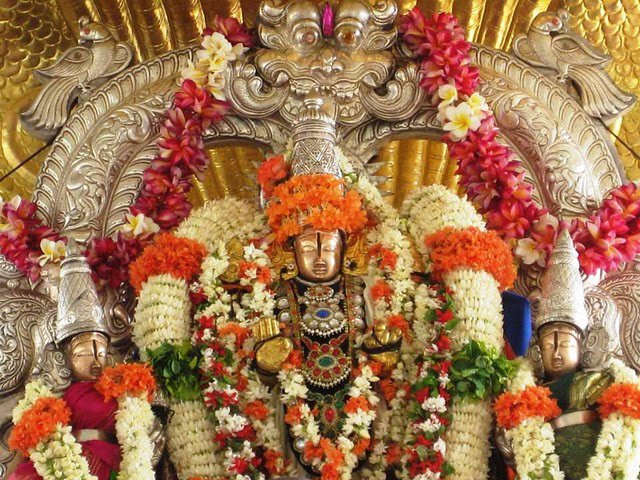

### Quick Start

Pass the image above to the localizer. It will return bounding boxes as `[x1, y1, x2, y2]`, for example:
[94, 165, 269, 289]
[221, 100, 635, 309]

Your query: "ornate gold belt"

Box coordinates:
[73, 429, 117, 444]
[550, 410, 598, 430]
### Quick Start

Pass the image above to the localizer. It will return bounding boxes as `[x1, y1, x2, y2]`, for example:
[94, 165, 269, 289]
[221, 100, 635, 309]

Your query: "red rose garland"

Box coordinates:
[399, 8, 640, 275]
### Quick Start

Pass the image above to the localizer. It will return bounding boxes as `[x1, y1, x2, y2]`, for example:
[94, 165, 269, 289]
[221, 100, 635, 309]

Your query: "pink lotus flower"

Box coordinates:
[322, 3, 334, 38]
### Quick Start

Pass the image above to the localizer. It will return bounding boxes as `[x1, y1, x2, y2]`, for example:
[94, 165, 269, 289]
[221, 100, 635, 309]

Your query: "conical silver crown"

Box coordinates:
[289, 92, 341, 178]
[55, 239, 108, 344]
[536, 229, 589, 334]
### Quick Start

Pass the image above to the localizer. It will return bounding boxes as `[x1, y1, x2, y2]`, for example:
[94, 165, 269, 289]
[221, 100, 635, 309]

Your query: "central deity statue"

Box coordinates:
[245, 93, 404, 477]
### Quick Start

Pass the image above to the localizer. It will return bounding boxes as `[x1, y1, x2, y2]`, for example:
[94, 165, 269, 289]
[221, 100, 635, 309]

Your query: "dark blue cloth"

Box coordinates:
[501, 291, 532, 356]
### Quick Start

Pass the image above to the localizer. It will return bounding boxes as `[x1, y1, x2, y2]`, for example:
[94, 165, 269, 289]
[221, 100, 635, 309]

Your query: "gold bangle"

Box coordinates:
[252, 317, 281, 344]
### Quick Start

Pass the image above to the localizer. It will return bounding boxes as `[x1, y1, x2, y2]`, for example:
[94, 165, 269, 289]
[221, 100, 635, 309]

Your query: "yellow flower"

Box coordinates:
[38, 239, 66, 266]
[121, 213, 160, 237]
[515, 238, 544, 267]
[466, 92, 489, 116]
[197, 32, 245, 75]
[207, 72, 226, 100]
[443, 102, 482, 141]
[180, 60, 209, 87]
[437, 84, 458, 106]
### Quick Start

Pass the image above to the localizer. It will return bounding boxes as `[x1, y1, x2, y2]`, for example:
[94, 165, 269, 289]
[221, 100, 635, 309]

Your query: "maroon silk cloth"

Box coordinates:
[10, 382, 121, 480]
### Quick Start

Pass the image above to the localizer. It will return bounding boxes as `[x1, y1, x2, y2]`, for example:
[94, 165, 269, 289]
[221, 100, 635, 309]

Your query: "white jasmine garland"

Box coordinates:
[505, 359, 640, 480]
[401, 184, 485, 258]
[115, 394, 155, 480]
[29, 424, 96, 480]
[12, 380, 54, 424]
[133, 274, 192, 357]
[167, 400, 221, 480]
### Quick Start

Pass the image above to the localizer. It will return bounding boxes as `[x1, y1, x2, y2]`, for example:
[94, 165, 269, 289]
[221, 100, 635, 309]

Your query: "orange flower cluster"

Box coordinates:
[344, 396, 371, 414]
[266, 174, 368, 244]
[302, 438, 345, 480]
[425, 227, 516, 291]
[598, 382, 640, 419]
[257, 155, 289, 198]
[129, 233, 207, 294]
[387, 314, 411, 342]
[494, 385, 561, 430]
[9, 397, 71, 455]
[371, 279, 394, 302]
[264, 448, 286, 476]
[368, 243, 398, 270]
[94, 363, 157, 402]
[244, 400, 270, 421]
[218, 322, 250, 350]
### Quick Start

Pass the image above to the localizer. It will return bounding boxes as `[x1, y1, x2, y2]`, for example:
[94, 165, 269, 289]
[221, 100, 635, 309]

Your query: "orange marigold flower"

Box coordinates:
[425, 227, 516, 291]
[264, 448, 286, 476]
[284, 403, 304, 426]
[9, 397, 71, 455]
[344, 396, 371, 414]
[320, 437, 345, 466]
[303, 440, 324, 462]
[284, 350, 303, 370]
[266, 174, 368, 244]
[380, 378, 399, 403]
[353, 438, 371, 457]
[320, 463, 341, 480]
[95, 363, 157, 402]
[244, 400, 270, 421]
[129, 233, 207, 294]
[494, 385, 560, 429]
[257, 155, 289, 197]
[368, 243, 398, 270]
[385, 442, 402, 465]
[218, 322, 250, 350]
[371, 279, 393, 302]
[387, 314, 411, 342]
[598, 382, 640, 419]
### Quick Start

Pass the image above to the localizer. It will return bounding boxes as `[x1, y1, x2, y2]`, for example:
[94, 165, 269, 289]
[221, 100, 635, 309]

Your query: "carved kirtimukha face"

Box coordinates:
[67, 331, 109, 382]
[293, 228, 343, 283]
[539, 322, 581, 379]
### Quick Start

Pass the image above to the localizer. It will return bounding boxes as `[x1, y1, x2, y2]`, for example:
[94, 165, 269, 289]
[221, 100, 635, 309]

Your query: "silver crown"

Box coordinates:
[55, 239, 108, 344]
[535, 229, 589, 334]
[289, 92, 341, 178]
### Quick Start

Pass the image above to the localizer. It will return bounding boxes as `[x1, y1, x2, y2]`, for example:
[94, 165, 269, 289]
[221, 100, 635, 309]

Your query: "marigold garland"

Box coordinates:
[425, 226, 516, 291]
[94, 363, 157, 402]
[597, 382, 640, 420]
[494, 385, 561, 430]
[266, 174, 368, 243]
[129, 233, 207, 294]
[9, 397, 71, 455]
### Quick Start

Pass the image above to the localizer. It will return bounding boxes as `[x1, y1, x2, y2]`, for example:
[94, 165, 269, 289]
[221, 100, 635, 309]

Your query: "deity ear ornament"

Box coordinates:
[269, 241, 299, 280]
[218, 237, 246, 284]
[342, 233, 368, 276]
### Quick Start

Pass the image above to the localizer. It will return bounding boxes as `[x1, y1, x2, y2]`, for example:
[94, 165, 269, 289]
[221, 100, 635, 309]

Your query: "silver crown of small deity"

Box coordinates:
[536, 228, 589, 334]
[55, 239, 108, 344]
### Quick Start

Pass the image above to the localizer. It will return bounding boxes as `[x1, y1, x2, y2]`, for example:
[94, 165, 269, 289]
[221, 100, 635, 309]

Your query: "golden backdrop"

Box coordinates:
[0, 0, 638, 208]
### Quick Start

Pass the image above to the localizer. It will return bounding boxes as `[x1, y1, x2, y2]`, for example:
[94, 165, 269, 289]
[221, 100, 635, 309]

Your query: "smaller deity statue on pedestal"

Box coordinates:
[9, 242, 165, 480]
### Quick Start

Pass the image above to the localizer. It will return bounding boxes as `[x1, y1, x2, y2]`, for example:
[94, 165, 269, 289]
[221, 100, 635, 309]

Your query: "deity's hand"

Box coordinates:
[363, 323, 402, 377]
[253, 318, 293, 380]
[363, 323, 402, 351]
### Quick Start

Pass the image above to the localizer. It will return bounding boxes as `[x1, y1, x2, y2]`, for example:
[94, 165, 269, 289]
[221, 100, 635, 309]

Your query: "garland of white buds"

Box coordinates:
[11, 381, 96, 480]
[401, 185, 504, 480]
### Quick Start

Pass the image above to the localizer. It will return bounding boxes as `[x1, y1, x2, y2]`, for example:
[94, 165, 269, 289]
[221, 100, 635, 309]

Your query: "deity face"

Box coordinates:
[293, 229, 343, 283]
[67, 332, 110, 382]
[539, 323, 581, 379]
